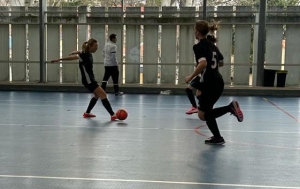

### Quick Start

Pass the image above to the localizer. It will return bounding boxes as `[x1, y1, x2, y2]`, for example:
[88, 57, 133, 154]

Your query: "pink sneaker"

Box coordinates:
[111, 115, 118, 121]
[83, 113, 96, 118]
[186, 107, 198, 115]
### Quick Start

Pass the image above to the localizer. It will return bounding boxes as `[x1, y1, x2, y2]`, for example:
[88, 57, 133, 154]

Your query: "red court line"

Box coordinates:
[263, 98, 300, 123]
[193, 125, 209, 137]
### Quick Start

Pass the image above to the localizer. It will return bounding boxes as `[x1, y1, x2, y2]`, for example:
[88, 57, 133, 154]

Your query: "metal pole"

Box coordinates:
[120, 0, 124, 84]
[203, 0, 207, 20]
[39, 0, 46, 83]
[256, 0, 267, 86]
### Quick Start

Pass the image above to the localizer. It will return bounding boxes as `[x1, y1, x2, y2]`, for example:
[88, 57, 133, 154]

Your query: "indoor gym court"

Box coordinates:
[0, 91, 299, 189]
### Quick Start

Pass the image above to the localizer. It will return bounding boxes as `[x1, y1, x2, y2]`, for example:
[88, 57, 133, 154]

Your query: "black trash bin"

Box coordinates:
[276, 70, 288, 87]
[263, 69, 277, 87]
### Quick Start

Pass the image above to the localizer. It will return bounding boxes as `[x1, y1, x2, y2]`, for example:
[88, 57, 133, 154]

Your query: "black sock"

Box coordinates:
[186, 88, 197, 107]
[206, 118, 222, 138]
[101, 82, 107, 91]
[196, 95, 201, 106]
[209, 105, 231, 119]
[101, 98, 114, 116]
[113, 84, 120, 94]
[86, 97, 98, 113]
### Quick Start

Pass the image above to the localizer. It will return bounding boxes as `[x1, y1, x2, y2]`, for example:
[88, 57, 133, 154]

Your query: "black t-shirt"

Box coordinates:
[78, 51, 96, 84]
[193, 38, 223, 83]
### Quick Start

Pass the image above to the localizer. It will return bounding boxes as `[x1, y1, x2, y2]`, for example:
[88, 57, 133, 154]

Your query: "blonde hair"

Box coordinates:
[81, 38, 98, 52]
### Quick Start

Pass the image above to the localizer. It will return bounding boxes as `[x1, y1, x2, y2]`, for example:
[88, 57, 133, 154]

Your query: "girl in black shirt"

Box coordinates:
[51, 38, 118, 121]
[185, 33, 224, 115]
[185, 20, 244, 145]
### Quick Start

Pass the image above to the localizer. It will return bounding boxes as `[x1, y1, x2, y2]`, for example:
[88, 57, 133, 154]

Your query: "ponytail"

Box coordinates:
[82, 42, 88, 52]
[207, 34, 218, 43]
[208, 19, 220, 33]
[81, 38, 98, 52]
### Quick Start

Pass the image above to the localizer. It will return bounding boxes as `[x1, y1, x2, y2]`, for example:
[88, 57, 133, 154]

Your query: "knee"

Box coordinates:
[99, 94, 107, 100]
[198, 111, 205, 121]
[94, 88, 107, 99]
[93, 94, 100, 99]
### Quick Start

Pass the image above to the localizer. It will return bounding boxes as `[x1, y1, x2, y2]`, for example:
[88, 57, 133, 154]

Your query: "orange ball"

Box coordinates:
[116, 109, 128, 120]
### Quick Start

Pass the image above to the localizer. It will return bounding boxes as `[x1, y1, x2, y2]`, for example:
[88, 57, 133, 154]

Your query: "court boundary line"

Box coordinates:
[0, 123, 299, 134]
[263, 98, 300, 123]
[0, 174, 299, 188]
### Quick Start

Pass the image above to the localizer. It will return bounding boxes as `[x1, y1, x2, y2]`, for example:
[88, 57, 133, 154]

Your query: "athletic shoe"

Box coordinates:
[230, 100, 244, 122]
[115, 92, 124, 96]
[205, 136, 225, 145]
[83, 113, 96, 118]
[186, 107, 198, 114]
[111, 115, 118, 121]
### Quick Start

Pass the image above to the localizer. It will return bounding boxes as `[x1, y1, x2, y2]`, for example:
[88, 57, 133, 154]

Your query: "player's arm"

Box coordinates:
[190, 58, 207, 78]
[68, 50, 81, 56]
[185, 45, 207, 83]
[102, 44, 106, 58]
[50, 55, 79, 63]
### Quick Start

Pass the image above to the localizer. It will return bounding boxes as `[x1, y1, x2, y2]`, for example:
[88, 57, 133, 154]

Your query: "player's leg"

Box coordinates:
[82, 82, 99, 118]
[92, 84, 118, 121]
[101, 66, 111, 91]
[111, 66, 123, 96]
[83, 94, 99, 118]
[198, 81, 225, 145]
[185, 85, 197, 114]
[195, 88, 202, 108]
[205, 101, 243, 122]
[186, 76, 200, 114]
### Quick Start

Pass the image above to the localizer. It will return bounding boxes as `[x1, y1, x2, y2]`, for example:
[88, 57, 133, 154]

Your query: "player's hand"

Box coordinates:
[185, 75, 192, 83]
[51, 59, 60, 63]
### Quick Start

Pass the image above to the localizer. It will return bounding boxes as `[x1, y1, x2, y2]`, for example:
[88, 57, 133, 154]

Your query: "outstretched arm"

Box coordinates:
[69, 50, 81, 56]
[51, 55, 79, 63]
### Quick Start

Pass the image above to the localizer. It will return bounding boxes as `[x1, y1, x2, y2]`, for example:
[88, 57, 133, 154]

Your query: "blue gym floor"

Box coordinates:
[0, 91, 299, 189]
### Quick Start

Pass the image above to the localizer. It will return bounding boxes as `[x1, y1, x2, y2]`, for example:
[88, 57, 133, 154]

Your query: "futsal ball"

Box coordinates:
[116, 109, 128, 120]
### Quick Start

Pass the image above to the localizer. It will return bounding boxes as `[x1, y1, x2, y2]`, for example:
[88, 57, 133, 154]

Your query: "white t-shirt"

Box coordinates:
[103, 41, 118, 66]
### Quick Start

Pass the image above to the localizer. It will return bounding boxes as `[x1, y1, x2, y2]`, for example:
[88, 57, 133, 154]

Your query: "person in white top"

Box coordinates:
[101, 34, 123, 96]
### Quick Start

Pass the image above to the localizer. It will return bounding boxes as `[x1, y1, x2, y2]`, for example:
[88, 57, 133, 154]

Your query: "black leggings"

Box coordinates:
[101, 66, 120, 93]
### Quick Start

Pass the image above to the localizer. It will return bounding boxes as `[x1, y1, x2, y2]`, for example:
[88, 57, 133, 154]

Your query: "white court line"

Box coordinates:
[0, 103, 295, 113]
[0, 123, 299, 134]
[0, 100, 297, 108]
[0, 99, 299, 107]
[0, 123, 160, 130]
[0, 174, 298, 188]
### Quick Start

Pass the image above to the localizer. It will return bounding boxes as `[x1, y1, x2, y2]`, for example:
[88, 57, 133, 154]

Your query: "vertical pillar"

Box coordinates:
[256, 0, 267, 86]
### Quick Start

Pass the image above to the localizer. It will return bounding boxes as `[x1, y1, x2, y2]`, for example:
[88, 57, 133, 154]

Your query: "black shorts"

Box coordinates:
[189, 76, 204, 91]
[198, 78, 224, 112]
[84, 82, 99, 93]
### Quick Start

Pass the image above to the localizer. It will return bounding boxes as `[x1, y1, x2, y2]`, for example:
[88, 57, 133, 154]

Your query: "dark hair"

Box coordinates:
[109, 34, 117, 41]
[207, 34, 218, 43]
[82, 38, 98, 52]
[195, 19, 220, 37]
